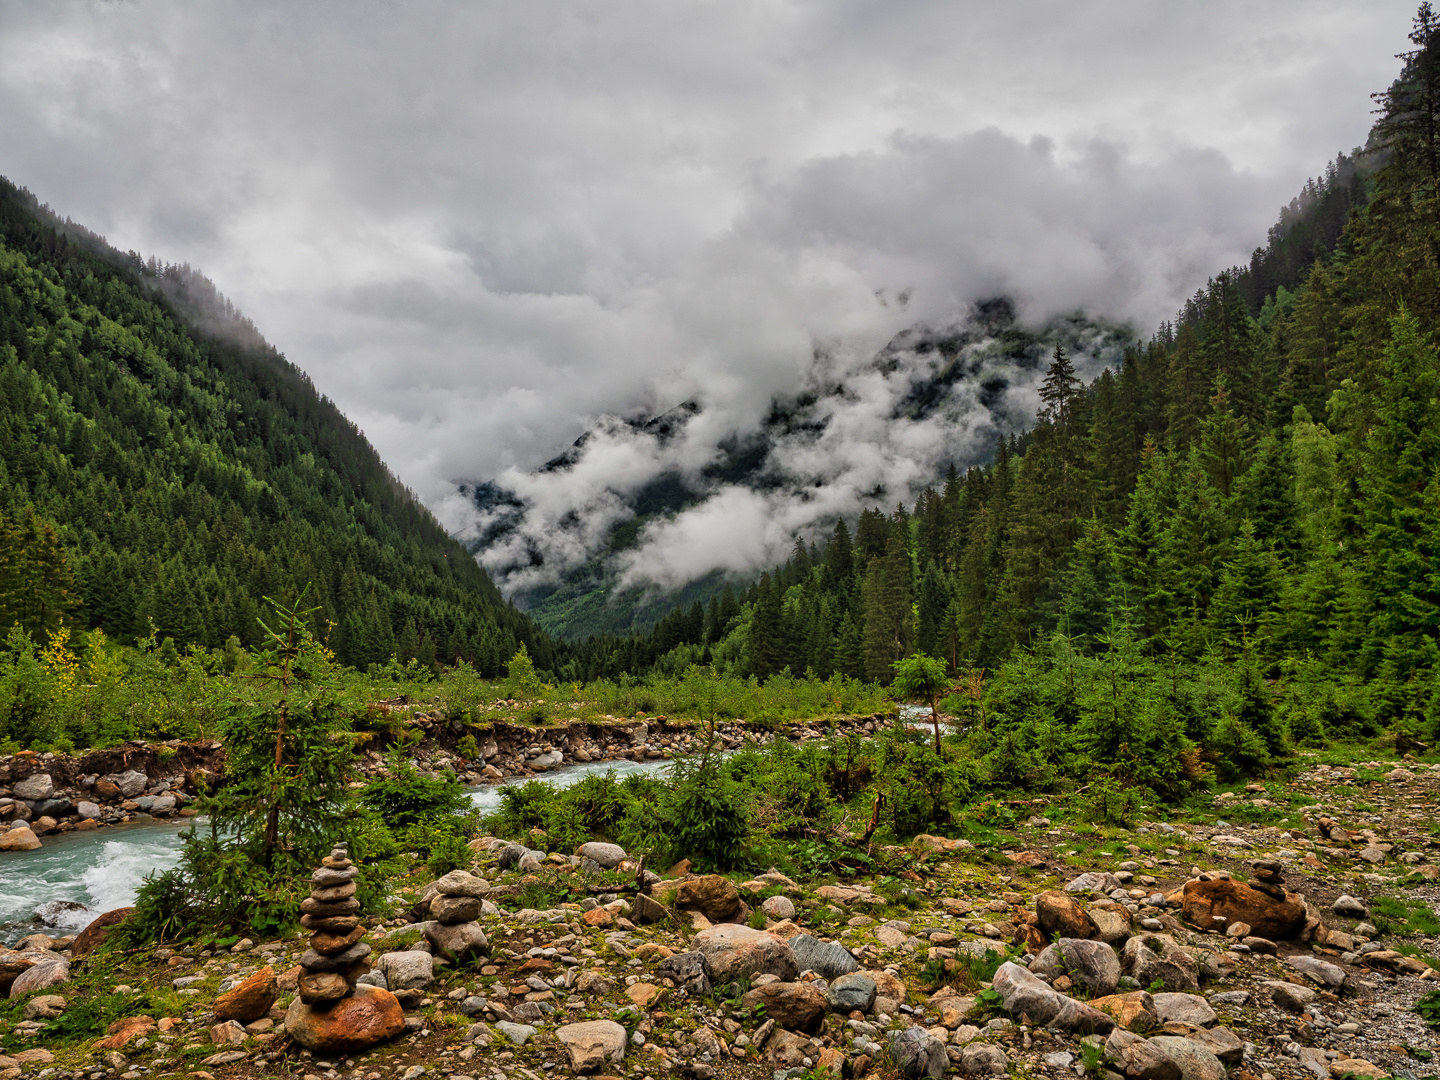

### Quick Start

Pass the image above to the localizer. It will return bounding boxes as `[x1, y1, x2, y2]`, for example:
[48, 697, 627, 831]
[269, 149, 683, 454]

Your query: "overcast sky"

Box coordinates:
[0, 1, 1415, 526]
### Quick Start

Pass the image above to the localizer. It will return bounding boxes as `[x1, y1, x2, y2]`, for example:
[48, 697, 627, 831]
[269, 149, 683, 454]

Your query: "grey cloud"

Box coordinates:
[0, 0, 1414, 577]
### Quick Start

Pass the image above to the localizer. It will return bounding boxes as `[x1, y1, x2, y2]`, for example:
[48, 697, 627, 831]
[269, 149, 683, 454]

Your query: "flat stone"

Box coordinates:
[1263, 981, 1317, 1013]
[311, 866, 359, 887]
[1151, 992, 1215, 1028]
[496, 1020, 538, 1046]
[433, 869, 490, 897]
[430, 894, 482, 924]
[299, 942, 371, 971]
[1286, 954, 1346, 989]
[556, 1019, 626, 1072]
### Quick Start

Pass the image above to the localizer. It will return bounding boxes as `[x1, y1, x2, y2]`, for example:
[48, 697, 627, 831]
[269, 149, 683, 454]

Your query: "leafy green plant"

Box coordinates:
[1415, 989, 1440, 1027]
[427, 831, 474, 877]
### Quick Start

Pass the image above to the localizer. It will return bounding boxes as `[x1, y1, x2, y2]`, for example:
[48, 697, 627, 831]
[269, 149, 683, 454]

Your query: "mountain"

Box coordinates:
[0, 178, 551, 674]
[459, 301, 1135, 640]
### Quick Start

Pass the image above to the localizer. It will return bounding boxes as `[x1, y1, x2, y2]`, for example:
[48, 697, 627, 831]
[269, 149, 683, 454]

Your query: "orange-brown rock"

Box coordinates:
[71, 908, 134, 958]
[96, 1015, 155, 1050]
[283, 983, 405, 1055]
[582, 907, 614, 928]
[213, 966, 278, 1023]
[1035, 890, 1098, 941]
[1089, 991, 1159, 1032]
[739, 982, 826, 1033]
[677, 875, 741, 922]
[309, 926, 366, 954]
[1173, 879, 1306, 941]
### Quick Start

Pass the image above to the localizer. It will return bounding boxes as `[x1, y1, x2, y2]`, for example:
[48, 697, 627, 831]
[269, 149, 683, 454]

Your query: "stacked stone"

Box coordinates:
[422, 869, 490, 964]
[297, 845, 372, 1005]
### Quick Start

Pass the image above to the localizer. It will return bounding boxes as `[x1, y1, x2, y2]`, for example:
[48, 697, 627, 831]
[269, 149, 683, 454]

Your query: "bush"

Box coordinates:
[360, 751, 475, 829]
[427, 832, 474, 877]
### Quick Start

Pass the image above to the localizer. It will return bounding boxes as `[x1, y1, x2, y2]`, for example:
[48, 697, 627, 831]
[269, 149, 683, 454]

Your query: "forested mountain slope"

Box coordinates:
[0, 179, 551, 674]
[562, 8, 1440, 713]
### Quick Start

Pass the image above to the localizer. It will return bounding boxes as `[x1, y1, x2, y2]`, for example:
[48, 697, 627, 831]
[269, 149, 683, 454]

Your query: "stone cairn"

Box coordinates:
[422, 869, 491, 964]
[286, 845, 405, 1055]
[298, 845, 372, 1004]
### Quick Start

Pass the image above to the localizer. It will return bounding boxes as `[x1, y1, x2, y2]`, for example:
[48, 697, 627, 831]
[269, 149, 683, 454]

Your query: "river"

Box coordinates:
[0, 754, 682, 942]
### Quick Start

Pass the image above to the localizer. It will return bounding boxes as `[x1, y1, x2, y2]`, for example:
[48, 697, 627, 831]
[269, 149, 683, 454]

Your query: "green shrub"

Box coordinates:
[427, 832, 474, 877]
[359, 751, 475, 829]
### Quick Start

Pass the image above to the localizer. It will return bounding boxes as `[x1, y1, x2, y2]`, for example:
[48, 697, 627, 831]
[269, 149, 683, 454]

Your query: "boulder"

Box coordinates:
[70, 908, 133, 958]
[9, 960, 67, 996]
[694, 925, 797, 983]
[889, 1026, 947, 1079]
[213, 966, 277, 1022]
[424, 920, 489, 964]
[1105, 1029, 1183, 1080]
[826, 972, 877, 1013]
[1119, 934, 1199, 993]
[96, 1015, 156, 1050]
[1286, 954, 1345, 989]
[957, 1042, 1009, 1076]
[112, 770, 148, 798]
[283, 983, 405, 1055]
[656, 950, 711, 995]
[1173, 878, 1305, 940]
[761, 895, 795, 921]
[75, 801, 101, 821]
[430, 894, 481, 924]
[1190, 1026, 1244, 1065]
[1066, 872, 1122, 894]
[555, 1019, 626, 1073]
[375, 950, 433, 991]
[678, 875, 742, 922]
[1088, 905, 1135, 947]
[22, 994, 64, 1020]
[12, 774, 53, 801]
[1030, 938, 1120, 996]
[991, 961, 1114, 1033]
[1151, 992, 1216, 1028]
[1264, 980, 1317, 1013]
[0, 825, 41, 852]
[740, 982, 826, 1033]
[1036, 890, 1098, 940]
[1147, 1035, 1225, 1080]
[1090, 991, 1159, 1032]
[575, 842, 627, 869]
[789, 934, 860, 978]
[632, 893, 668, 925]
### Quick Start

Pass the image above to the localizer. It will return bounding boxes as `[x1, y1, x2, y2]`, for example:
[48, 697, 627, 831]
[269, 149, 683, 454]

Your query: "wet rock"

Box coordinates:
[0, 824, 41, 852]
[1119, 934, 1198, 993]
[1036, 890, 1098, 940]
[1031, 938, 1120, 996]
[991, 961, 1114, 1033]
[1151, 992, 1215, 1027]
[694, 924, 797, 983]
[826, 972, 877, 1013]
[70, 907, 133, 958]
[889, 1026, 948, 1079]
[790, 933, 860, 978]
[213, 966, 278, 1022]
[740, 982, 826, 1033]
[284, 983, 405, 1055]
[556, 1019, 626, 1073]
[575, 842, 626, 869]
[1173, 878, 1305, 940]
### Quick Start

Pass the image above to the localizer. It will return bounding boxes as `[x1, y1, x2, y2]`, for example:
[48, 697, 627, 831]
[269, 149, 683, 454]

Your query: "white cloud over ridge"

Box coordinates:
[0, 0, 1415, 596]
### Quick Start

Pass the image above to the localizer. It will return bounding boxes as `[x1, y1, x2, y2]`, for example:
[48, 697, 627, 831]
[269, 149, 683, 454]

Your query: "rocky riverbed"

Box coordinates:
[0, 750, 1435, 1080]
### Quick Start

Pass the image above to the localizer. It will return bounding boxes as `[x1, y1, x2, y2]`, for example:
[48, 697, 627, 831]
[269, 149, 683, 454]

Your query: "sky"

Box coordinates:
[0, 1, 1417, 589]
